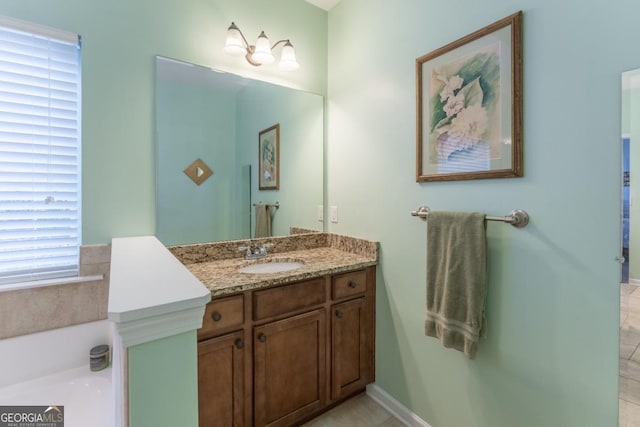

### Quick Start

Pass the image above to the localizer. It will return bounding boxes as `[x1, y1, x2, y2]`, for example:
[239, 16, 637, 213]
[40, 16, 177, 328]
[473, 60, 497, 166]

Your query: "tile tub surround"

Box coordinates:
[169, 233, 378, 296]
[0, 244, 111, 339]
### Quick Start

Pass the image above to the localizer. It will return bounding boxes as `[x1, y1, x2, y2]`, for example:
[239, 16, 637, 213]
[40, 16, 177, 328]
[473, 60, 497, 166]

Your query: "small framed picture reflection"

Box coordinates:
[259, 124, 280, 190]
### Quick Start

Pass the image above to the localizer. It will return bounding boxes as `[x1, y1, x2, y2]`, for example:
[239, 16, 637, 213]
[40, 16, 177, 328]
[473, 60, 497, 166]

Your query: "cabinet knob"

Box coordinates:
[258, 333, 267, 343]
[335, 310, 344, 319]
[212, 311, 222, 322]
[348, 281, 357, 289]
[235, 338, 244, 349]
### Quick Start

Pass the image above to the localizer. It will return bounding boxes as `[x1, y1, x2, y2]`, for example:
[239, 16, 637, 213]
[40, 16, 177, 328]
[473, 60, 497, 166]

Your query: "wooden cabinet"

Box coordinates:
[197, 266, 375, 427]
[329, 269, 374, 401]
[198, 330, 245, 427]
[254, 310, 326, 427]
[331, 297, 368, 400]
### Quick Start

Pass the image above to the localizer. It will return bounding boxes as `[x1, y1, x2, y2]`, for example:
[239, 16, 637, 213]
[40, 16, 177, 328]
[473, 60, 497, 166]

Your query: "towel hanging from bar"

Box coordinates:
[425, 211, 487, 359]
[254, 203, 272, 238]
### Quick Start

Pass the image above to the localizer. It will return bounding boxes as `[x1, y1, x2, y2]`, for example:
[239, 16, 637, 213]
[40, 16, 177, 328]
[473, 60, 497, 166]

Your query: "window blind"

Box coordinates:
[0, 17, 81, 285]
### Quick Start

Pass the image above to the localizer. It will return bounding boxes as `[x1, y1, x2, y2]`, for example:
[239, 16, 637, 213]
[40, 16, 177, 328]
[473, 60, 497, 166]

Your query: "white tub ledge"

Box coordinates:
[108, 235, 211, 347]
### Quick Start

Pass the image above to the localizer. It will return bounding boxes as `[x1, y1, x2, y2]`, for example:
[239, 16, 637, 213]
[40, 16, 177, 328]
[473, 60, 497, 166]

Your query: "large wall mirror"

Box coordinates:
[155, 56, 324, 246]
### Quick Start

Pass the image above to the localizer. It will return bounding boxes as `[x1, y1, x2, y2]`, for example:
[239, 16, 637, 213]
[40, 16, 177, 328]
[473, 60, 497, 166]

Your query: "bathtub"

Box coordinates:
[0, 320, 115, 427]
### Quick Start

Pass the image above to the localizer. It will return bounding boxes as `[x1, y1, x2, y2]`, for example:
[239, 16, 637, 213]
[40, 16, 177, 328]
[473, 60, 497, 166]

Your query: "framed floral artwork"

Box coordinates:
[258, 124, 280, 190]
[416, 11, 523, 182]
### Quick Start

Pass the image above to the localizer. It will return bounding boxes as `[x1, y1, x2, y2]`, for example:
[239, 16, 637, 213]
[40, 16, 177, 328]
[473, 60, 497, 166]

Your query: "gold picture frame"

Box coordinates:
[416, 11, 523, 182]
[258, 124, 280, 190]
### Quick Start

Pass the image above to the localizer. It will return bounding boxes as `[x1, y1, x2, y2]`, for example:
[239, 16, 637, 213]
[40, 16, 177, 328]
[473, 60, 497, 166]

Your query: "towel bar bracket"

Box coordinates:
[504, 209, 529, 228]
[411, 206, 430, 218]
[410, 206, 529, 228]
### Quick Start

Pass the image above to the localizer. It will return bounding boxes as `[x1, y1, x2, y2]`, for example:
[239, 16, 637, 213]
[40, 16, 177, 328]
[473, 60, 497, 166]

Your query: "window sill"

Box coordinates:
[1, 274, 105, 293]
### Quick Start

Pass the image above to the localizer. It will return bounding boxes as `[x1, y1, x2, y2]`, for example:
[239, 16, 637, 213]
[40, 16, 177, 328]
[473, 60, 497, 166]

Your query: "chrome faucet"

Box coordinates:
[238, 243, 273, 260]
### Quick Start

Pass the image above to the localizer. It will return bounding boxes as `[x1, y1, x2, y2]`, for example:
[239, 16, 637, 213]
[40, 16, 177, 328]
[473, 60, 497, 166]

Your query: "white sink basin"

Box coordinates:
[238, 260, 304, 274]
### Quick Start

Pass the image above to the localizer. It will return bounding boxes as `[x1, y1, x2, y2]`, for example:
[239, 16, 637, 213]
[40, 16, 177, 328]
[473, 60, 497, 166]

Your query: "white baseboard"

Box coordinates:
[629, 278, 640, 287]
[366, 384, 432, 427]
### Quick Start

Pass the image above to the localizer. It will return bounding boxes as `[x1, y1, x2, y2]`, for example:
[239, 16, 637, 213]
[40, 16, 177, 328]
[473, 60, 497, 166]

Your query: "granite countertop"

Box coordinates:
[171, 233, 378, 297]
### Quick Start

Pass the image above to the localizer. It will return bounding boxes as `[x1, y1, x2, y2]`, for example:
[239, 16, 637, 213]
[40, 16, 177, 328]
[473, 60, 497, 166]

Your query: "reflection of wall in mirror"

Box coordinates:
[155, 71, 240, 246]
[155, 57, 324, 246]
[239, 87, 322, 236]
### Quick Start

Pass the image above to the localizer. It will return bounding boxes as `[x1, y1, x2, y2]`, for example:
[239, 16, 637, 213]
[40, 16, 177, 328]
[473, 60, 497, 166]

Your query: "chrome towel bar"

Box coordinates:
[253, 201, 280, 209]
[410, 206, 529, 228]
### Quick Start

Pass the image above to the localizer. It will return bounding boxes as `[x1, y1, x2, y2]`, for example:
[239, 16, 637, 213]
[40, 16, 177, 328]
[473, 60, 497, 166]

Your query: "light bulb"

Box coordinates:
[251, 31, 274, 64]
[278, 41, 299, 71]
[224, 22, 245, 56]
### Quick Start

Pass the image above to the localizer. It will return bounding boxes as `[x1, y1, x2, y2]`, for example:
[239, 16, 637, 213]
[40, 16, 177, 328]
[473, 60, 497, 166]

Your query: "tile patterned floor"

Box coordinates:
[302, 394, 405, 427]
[620, 283, 640, 426]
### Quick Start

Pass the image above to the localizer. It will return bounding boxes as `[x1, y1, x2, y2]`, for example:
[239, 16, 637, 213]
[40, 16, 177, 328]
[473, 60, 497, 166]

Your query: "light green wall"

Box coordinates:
[327, 1, 626, 426]
[128, 331, 198, 427]
[236, 84, 324, 237]
[0, 0, 327, 244]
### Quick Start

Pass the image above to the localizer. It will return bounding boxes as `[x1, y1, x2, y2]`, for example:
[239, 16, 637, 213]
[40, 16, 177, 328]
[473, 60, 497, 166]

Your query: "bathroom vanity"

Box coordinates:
[169, 233, 378, 427]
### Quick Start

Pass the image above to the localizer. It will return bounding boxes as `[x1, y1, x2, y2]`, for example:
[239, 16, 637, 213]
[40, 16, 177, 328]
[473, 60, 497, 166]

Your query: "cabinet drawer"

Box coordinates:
[199, 294, 244, 340]
[253, 279, 326, 321]
[332, 270, 367, 300]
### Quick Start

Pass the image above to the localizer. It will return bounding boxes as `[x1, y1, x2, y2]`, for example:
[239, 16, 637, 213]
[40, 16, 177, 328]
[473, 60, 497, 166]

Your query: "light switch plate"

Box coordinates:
[317, 205, 324, 221]
[330, 206, 338, 223]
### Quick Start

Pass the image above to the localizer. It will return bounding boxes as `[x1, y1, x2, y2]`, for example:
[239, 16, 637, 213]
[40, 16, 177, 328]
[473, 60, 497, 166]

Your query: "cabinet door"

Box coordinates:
[198, 331, 245, 427]
[254, 309, 326, 427]
[331, 297, 368, 400]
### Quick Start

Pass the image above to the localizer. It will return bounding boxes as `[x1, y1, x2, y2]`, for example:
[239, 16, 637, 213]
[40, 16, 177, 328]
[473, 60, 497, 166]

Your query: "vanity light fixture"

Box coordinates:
[224, 22, 299, 71]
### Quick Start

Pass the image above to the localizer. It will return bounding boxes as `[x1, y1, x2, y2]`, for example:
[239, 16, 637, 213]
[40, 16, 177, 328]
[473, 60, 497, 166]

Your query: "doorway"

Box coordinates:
[623, 136, 630, 284]
[619, 69, 640, 426]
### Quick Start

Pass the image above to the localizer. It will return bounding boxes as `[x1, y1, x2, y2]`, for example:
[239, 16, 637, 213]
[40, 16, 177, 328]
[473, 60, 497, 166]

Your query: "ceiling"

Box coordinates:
[304, 0, 342, 11]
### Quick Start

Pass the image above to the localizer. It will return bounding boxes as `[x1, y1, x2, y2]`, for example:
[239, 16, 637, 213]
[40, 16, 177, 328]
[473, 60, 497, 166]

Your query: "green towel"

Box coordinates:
[425, 211, 487, 359]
